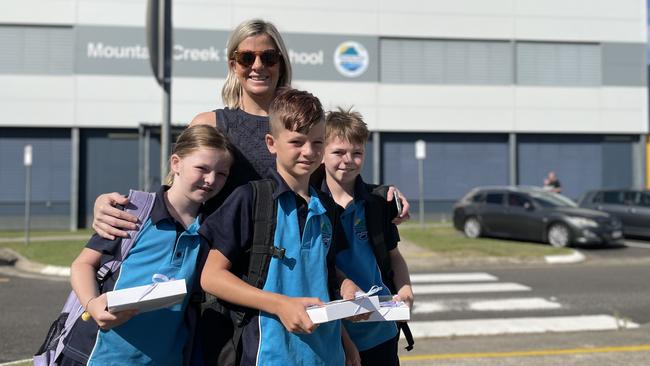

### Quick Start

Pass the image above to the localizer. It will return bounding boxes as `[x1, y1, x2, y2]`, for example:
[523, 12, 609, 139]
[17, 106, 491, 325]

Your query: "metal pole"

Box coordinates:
[418, 158, 424, 228]
[159, 0, 171, 180]
[25, 164, 31, 245]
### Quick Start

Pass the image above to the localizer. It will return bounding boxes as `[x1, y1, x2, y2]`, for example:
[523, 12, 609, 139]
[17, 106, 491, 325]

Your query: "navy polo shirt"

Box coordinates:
[199, 170, 347, 365]
[78, 185, 206, 366]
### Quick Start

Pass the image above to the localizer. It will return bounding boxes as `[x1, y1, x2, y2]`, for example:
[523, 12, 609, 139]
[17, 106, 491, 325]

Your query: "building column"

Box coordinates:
[372, 131, 381, 184]
[633, 134, 647, 189]
[70, 127, 79, 231]
[509, 132, 518, 186]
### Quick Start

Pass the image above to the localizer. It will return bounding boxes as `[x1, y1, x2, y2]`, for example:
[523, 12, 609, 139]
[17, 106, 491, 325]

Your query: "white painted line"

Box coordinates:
[410, 273, 498, 283]
[40, 265, 70, 277]
[624, 241, 650, 249]
[413, 282, 530, 295]
[545, 250, 585, 264]
[407, 315, 639, 338]
[413, 297, 561, 314]
[469, 298, 562, 311]
[0, 359, 32, 366]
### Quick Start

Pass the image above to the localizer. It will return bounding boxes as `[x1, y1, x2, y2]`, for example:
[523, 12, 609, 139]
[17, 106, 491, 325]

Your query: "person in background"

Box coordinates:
[543, 171, 562, 193]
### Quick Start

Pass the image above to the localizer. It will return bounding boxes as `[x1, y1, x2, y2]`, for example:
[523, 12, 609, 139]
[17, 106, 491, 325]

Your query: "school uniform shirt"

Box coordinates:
[322, 176, 400, 352]
[64, 185, 205, 366]
[199, 169, 346, 366]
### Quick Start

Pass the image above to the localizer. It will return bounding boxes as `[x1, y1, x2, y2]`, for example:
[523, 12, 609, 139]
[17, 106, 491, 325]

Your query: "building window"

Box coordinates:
[380, 38, 512, 85]
[516, 42, 601, 86]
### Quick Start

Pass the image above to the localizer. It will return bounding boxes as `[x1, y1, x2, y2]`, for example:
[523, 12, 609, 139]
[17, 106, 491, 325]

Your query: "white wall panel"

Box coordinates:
[0, 76, 74, 126]
[515, 18, 645, 43]
[76, 0, 147, 26]
[0, 0, 75, 25]
[75, 75, 158, 127]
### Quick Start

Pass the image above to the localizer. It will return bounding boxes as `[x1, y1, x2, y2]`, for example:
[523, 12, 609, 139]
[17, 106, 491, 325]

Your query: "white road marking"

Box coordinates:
[413, 297, 561, 314]
[407, 315, 639, 338]
[624, 241, 650, 249]
[413, 282, 530, 295]
[40, 265, 70, 277]
[410, 273, 498, 283]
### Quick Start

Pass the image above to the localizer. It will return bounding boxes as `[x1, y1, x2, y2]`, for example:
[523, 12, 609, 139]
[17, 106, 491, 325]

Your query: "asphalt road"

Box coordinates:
[0, 268, 68, 363]
[2, 238, 650, 364]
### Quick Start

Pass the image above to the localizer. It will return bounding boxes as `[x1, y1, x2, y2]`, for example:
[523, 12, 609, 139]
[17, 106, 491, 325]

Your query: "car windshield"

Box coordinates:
[529, 191, 577, 208]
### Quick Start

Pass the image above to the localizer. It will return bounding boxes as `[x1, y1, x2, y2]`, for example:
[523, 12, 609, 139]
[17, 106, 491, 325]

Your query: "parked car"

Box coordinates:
[453, 186, 623, 247]
[578, 189, 650, 238]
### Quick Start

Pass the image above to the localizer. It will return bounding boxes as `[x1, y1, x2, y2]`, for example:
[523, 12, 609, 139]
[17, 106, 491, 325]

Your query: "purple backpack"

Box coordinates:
[33, 190, 155, 366]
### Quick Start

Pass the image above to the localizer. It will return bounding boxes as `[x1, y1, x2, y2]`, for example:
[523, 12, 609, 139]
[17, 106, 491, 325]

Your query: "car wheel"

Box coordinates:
[547, 223, 571, 248]
[463, 217, 482, 238]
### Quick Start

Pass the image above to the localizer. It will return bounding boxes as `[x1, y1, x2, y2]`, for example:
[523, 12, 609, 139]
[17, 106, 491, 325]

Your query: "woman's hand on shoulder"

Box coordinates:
[387, 186, 410, 225]
[93, 193, 137, 240]
[189, 111, 217, 128]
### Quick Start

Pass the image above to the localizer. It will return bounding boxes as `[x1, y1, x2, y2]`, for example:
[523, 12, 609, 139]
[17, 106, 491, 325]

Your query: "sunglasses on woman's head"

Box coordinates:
[233, 50, 281, 68]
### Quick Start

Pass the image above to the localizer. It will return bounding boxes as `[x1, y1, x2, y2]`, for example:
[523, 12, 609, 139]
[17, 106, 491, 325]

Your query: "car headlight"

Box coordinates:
[566, 216, 598, 228]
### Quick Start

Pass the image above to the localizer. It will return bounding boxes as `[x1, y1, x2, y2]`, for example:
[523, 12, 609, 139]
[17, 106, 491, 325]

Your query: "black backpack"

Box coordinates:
[201, 179, 342, 366]
[365, 185, 415, 351]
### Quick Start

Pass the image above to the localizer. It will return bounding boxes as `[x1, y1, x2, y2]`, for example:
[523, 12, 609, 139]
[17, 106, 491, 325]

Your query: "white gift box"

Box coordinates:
[359, 296, 411, 322]
[106, 279, 187, 313]
[307, 296, 380, 324]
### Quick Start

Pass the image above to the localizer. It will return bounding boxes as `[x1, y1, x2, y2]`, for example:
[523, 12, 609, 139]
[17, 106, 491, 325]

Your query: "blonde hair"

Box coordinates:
[222, 19, 292, 109]
[325, 107, 369, 145]
[165, 125, 233, 185]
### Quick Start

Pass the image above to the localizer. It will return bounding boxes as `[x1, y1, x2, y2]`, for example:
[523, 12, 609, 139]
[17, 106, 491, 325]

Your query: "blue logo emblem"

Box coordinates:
[321, 220, 332, 247]
[333, 41, 369, 78]
[354, 217, 368, 241]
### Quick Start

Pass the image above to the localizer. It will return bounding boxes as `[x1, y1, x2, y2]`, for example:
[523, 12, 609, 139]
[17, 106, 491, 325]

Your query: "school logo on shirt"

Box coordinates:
[321, 219, 332, 248]
[354, 217, 368, 241]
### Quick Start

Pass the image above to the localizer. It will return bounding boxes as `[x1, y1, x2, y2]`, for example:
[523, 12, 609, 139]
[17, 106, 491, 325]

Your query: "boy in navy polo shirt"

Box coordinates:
[199, 88, 359, 366]
[321, 108, 413, 366]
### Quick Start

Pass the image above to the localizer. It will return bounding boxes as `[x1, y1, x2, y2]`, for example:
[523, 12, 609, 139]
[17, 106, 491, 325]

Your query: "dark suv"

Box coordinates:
[578, 189, 650, 238]
[453, 186, 623, 247]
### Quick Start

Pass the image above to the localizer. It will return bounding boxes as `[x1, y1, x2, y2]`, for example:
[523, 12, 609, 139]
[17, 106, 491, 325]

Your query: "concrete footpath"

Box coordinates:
[0, 235, 587, 279]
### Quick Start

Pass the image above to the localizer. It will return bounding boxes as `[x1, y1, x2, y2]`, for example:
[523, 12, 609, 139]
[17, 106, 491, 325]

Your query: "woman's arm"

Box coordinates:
[189, 111, 217, 128]
[92, 193, 137, 240]
[389, 248, 414, 309]
[200, 249, 322, 334]
[70, 249, 137, 329]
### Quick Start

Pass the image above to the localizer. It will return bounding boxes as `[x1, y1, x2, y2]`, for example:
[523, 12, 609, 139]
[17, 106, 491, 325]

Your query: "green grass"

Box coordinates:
[0, 240, 87, 266]
[400, 224, 572, 258]
[0, 229, 92, 238]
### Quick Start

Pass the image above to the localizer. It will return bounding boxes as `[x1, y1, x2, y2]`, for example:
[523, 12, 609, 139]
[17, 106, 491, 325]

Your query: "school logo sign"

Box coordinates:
[333, 41, 369, 78]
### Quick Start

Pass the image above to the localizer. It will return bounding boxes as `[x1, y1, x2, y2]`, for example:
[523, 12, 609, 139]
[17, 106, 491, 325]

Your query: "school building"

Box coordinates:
[0, 0, 647, 229]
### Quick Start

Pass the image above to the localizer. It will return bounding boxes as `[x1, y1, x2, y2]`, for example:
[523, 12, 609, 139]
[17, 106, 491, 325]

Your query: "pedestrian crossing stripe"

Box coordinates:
[413, 282, 530, 295]
[406, 315, 639, 338]
[410, 272, 497, 283]
[413, 297, 561, 313]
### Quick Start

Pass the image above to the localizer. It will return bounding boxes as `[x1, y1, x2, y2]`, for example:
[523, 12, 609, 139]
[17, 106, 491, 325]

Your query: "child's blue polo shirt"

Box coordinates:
[85, 185, 205, 366]
[199, 170, 346, 366]
[323, 176, 400, 351]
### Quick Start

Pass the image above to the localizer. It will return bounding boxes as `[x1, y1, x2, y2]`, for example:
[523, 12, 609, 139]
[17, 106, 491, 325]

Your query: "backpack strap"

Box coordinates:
[96, 190, 156, 283]
[315, 190, 346, 300]
[246, 179, 280, 289]
[367, 185, 415, 351]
